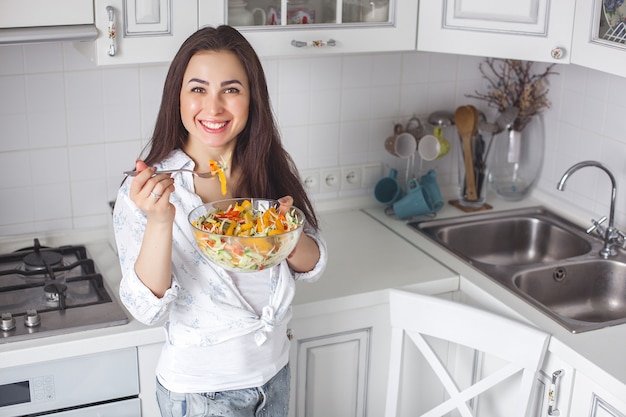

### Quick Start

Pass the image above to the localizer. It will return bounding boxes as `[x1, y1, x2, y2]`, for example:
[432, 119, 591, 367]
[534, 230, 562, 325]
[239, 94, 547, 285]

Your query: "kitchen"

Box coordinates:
[1, 0, 626, 416]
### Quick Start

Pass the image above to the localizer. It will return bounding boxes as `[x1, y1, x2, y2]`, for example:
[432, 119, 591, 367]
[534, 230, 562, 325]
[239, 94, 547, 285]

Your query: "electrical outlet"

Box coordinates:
[341, 165, 362, 190]
[320, 168, 341, 192]
[361, 162, 383, 188]
[301, 169, 320, 194]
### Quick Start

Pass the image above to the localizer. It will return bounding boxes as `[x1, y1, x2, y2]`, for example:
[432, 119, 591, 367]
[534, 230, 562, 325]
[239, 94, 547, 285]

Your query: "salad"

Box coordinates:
[190, 199, 304, 272]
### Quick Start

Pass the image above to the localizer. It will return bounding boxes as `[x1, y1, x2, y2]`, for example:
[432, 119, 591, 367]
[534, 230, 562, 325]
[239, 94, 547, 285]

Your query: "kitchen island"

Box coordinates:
[1, 192, 625, 416]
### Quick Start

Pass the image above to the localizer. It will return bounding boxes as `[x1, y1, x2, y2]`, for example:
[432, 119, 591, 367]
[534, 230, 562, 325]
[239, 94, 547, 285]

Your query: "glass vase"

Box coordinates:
[487, 114, 544, 201]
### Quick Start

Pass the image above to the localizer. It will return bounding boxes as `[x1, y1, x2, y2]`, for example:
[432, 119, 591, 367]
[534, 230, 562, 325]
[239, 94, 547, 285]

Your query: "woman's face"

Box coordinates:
[180, 50, 250, 156]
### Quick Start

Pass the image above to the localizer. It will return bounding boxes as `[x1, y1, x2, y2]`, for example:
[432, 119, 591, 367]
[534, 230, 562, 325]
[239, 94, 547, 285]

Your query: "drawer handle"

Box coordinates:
[106, 6, 117, 56]
[548, 369, 564, 416]
[291, 39, 336, 48]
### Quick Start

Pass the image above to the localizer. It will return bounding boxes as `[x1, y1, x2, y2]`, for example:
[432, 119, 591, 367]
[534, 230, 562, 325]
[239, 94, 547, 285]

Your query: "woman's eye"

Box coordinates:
[191, 86, 205, 93]
[224, 87, 240, 94]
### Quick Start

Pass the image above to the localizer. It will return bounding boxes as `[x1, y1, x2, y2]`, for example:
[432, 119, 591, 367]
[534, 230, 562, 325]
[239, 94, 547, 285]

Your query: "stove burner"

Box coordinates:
[23, 251, 63, 271]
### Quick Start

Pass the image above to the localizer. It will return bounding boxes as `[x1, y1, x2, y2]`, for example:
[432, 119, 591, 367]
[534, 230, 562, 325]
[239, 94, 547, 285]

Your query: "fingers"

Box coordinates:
[129, 160, 175, 208]
[278, 196, 293, 214]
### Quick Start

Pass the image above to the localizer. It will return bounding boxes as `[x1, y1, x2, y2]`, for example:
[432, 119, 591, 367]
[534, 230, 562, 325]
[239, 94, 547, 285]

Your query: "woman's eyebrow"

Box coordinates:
[186, 78, 243, 87]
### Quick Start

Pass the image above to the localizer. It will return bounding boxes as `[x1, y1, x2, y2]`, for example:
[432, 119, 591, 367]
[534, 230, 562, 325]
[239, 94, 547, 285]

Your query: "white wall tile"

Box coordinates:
[0, 45, 24, 75]
[33, 182, 72, 221]
[25, 73, 65, 113]
[0, 151, 31, 188]
[24, 42, 63, 73]
[0, 114, 29, 152]
[28, 110, 68, 149]
[30, 148, 69, 185]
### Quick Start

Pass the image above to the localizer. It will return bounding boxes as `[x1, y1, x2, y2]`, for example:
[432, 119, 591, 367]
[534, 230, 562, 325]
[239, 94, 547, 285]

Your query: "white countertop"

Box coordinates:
[1, 193, 625, 395]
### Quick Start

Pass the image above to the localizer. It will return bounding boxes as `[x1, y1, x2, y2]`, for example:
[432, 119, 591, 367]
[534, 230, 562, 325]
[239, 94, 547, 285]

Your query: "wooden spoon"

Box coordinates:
[455, 105, 478, 201]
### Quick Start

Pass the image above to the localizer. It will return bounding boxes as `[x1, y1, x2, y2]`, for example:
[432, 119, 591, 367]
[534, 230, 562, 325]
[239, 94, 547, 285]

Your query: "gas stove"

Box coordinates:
[0, 238, 128, 343]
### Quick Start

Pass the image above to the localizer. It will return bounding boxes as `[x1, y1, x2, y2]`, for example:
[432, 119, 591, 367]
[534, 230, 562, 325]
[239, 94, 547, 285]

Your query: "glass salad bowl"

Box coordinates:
[188, 198, 304, 272]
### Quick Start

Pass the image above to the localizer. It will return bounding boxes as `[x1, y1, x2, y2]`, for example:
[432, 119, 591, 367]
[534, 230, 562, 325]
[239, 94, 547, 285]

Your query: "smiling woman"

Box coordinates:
[112, 25, 327, 417]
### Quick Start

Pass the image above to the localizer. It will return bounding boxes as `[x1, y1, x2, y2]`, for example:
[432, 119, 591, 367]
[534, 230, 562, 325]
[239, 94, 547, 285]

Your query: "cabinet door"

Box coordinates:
[570, 372, 626, 417]
[571, 0, 626, 78]
[531, 350, 575, 417]
[417, 0, 575, 63]
[137, 342, 164, 417]
[288, 303, 391, 417]
[89, 0, 198, 65]
[198, 0, 418, 56]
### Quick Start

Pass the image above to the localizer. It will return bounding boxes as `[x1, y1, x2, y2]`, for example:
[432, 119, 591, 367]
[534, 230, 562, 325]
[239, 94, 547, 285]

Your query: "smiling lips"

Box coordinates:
[201, 120, 228, 132]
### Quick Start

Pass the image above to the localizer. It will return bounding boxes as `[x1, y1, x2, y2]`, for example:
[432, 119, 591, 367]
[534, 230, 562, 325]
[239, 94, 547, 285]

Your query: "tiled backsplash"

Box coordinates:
[1, 41, 626, 236]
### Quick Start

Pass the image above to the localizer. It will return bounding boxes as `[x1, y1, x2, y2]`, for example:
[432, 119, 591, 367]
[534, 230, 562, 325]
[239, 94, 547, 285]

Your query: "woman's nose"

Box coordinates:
[205, 93, 224, 115]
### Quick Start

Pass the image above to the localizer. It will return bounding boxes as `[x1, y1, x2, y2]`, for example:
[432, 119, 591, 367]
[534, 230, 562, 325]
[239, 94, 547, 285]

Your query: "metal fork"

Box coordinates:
[123, 169, 215, 178]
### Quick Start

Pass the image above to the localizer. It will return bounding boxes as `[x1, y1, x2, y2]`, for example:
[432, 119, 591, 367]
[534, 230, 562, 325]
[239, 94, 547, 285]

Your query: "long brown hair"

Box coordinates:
[140, 25, 319, 229]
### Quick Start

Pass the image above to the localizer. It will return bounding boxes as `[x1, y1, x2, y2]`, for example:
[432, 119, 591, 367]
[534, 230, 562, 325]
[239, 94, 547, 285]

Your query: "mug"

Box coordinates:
[419, 169, 444, 212]
[418, 127, 450, 161]
[385, 124, 417, 159]
[392, 178, 432, 219]
[374, 168, 404, 205]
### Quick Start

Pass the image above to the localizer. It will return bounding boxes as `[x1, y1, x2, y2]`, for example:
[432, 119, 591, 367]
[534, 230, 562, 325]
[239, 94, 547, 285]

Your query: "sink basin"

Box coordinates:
[411, 207, 592, 266]
[408, 206, 626, 333]
[513, 260, 626, 332]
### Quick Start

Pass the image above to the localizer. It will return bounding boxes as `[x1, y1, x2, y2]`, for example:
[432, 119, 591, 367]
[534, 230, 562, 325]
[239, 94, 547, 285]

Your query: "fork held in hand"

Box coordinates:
[123, 169, 215, 178]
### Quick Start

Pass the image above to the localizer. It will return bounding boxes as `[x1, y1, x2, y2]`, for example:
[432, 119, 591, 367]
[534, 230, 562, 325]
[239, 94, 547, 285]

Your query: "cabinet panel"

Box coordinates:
[571, 0, 626, 78]
[295, 329, 369, 417]
[417, 0, 575, 63]
[199, 0, 418, 56]
[288, 302, 390, 417]
[570, 372, 626, 417]
[86, 0, 198, 65]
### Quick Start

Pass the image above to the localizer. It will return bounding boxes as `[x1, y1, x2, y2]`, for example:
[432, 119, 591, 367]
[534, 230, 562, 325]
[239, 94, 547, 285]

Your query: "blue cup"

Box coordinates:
[420, 169, 444, 212]
[392, 178, 432, 219]
[375, 168, 404, 205]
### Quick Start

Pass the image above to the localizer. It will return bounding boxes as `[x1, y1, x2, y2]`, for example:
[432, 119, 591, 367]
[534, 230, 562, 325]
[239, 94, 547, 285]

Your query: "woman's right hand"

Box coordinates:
[129, 160, 176, 223]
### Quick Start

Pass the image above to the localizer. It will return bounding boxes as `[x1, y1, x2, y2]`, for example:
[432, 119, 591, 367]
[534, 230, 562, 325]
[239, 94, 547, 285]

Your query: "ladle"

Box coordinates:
[455, 105, 479, 201]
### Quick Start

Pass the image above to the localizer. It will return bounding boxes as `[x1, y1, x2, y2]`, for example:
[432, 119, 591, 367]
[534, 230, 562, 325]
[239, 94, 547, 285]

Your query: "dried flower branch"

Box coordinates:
[466, 58, 558, 131]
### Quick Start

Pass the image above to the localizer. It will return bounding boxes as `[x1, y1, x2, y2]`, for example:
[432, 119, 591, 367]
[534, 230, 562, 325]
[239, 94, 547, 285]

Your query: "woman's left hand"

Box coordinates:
[278, 196, 320, 271]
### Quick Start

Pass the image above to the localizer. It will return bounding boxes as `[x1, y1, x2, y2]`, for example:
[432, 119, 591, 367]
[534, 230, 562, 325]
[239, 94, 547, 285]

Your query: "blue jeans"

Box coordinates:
[155, 364, 290, 417]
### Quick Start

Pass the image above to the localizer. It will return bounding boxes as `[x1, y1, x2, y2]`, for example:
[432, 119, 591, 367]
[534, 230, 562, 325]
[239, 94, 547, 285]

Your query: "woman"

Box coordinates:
[113, 25, 327, 417]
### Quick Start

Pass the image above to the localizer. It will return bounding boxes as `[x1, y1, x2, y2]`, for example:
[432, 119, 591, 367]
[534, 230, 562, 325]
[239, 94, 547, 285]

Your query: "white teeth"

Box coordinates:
[201, 121, 227, 130]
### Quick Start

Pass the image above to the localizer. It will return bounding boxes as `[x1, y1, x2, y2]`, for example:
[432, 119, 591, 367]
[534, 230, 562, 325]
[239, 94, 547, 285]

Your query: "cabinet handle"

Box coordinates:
[106, 6, 117, 57]
[550, 47, 565, 60]
[547, 369, 564, 416]
[291, 39, 336, 48]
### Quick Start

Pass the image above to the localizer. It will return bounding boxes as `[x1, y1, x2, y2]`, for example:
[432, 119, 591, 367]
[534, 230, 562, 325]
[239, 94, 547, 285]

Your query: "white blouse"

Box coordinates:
[113, 149, 327, 393]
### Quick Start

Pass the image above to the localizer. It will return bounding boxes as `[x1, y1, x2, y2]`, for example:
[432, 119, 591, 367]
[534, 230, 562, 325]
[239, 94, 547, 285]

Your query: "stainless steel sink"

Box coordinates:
[409, 206, 626, 333]
[512, 260, 626, 332]
[413, 207, 592, 266]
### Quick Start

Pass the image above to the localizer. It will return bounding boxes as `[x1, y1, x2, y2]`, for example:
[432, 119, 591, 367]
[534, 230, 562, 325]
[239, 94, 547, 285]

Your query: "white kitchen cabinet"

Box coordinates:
[79, 0, 199, 65]
[288, 300, 391, 417]
[0, 0, 93, 28]
[137, 342, 163, 417]
[532, 350, 575, 417]
[417, 0, 575, 64]
[570, 371, 626, 417]
[198, 0, 418, 57]
[571, 0, 626, 79]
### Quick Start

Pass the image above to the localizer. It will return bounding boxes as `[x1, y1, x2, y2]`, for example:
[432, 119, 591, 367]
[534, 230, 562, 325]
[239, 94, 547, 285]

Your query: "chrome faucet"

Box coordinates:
[557, 161, 625, 259]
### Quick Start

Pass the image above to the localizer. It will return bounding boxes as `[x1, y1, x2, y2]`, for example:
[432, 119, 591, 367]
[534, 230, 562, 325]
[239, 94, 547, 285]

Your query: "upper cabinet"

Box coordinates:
[198, 0, 418, 56]
[81, 0, 198, 65]
[417, 0, 576, 64]
[571, 0, 626, 78]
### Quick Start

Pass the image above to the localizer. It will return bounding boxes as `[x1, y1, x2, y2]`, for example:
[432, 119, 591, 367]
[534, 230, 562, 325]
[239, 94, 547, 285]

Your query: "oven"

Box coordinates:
[0, 347, 140, 416]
